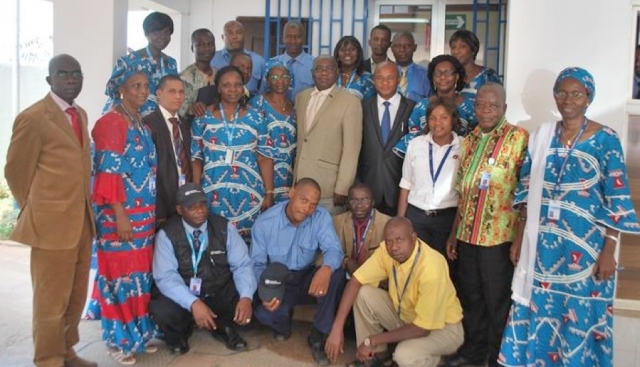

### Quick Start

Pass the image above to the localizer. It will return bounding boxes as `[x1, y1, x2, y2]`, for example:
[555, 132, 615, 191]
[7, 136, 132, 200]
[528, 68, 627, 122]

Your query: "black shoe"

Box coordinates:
[307, 329, 329, 366]
[213, 326, 248, 351]
[273, 331, 290, 342]
[167, 340, 190, 355]
[441, 354, 486, 367]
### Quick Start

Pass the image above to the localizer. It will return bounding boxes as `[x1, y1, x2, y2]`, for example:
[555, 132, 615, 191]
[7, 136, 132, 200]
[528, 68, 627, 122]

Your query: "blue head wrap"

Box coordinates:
[105, 49, 150, 100]
[261, 59, 294, 94]
[554, 67, 596, 104]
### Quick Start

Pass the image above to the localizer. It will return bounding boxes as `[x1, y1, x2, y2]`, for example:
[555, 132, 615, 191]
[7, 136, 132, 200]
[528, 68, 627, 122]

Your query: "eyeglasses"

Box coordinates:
[313, 66, 337, 73]
[434, 70, 456, 78]
[54, 70, 83, 80]
[554, 91, 587, 100]
[348, 198, 373, 206]
[268, 74, 292, 81]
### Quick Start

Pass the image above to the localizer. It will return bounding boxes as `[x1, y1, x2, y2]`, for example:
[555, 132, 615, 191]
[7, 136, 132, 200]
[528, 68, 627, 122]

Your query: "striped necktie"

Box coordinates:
[399, 66, 408, 96]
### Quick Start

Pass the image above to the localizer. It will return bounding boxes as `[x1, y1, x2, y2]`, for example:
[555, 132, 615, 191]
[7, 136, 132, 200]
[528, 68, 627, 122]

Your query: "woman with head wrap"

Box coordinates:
[449, 30, 501, 100]
[103, 11, 179, 117]
[394, 54, 474, 156]
[190, 66, 276, 243]
[499, 68, 640, 367]
[91, 61, 158, 364]
[333, 36, 376, 100]
[249, 60, 296, 203]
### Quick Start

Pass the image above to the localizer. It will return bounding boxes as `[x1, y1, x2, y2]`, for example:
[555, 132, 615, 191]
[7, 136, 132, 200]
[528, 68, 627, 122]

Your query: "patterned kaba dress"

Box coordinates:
[338, 71, 376, 100]
[460, 67, 502, 101]
[249, 95, 297, 203]
[91, 111, 158, 353]
[191, 107, 276, 242]
[499, 127, 640, 367]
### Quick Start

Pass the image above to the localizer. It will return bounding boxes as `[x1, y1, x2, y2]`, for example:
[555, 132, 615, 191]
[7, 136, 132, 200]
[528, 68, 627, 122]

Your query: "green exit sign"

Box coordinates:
[445, 14, 467, 30]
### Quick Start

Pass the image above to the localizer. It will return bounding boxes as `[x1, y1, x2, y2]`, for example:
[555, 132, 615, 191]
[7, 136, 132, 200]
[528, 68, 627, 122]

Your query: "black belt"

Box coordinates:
[409, 204, 456, 217]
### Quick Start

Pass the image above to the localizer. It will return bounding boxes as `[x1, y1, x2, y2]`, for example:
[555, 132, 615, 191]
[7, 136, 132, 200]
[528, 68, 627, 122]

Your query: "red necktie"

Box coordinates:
[169, 117, 190, 180]
[65, 107, 83, 145]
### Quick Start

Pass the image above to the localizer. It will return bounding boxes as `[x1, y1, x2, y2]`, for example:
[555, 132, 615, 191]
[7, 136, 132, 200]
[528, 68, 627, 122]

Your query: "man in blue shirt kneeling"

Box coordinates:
[150, 183, 256, 354]
[251, 177, 345, 366]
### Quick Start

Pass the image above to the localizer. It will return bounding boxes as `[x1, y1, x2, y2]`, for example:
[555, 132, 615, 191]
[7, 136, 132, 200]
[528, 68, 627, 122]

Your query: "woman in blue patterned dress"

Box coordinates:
[394, 54, 474, 155]
[103, 12, 178, 117]
[333, 36, 376, 100]
[191, 66, 276, 243]
[449, 30, 501, 101]
[499, 68, 640, 367]
[249, 60, 296, 203]
[92, 68, 158, 365]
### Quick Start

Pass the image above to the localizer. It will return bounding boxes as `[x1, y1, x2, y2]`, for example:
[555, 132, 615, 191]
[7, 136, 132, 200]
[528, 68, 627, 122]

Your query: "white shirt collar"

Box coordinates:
[377, 92, 401, 108]
[159, 105, 179, 120]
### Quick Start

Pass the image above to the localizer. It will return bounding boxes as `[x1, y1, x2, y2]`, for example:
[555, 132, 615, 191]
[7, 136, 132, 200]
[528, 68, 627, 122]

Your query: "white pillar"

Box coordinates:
[53, 0, 128, 126]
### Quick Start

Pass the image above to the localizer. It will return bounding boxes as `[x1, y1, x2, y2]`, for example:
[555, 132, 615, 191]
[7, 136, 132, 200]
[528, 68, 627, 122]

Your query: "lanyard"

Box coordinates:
[392, 243, 421, 317]
[338, 69, 357, 89]
[219, 103, 240, 146]
[187, 230, 208, 276]
[429, 142, 453, 187]
[146, 45, 166, 76]
[352, 212, 373, 259]
[553, 118, 587, 195]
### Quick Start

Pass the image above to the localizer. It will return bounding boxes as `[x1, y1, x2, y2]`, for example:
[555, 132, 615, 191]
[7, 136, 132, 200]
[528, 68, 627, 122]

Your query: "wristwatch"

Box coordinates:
[364, 337, 372, 347]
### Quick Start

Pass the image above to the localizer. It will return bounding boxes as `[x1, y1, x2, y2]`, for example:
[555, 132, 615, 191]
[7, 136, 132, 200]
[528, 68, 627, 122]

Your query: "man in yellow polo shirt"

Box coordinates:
[324, 217, 463, 367]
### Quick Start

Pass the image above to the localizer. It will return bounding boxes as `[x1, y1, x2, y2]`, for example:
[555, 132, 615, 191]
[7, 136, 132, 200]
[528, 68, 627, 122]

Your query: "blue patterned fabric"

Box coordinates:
[337, 71, 376, 100]
[190, 107, 276, 242]
[102, 49, 178, 117]
[393, 95, 475, 155]
[93, 113, 159, 353]
[249, 95, 296, 203]
[499, 128, 640, 367]
[460, 67, 501, 100]
[554, 67, 596, 103]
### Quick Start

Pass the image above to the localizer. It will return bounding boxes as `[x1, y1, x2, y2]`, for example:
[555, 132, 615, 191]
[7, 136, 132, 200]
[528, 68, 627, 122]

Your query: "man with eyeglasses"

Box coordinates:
[333, 183, 391, 276]
[6, 54, 96, 367]
[359, 61, 415, 216]
[150, 183, 255, 354]
[442, 83, 528, 367]
[294, 55, 363, 215]
[390, 31, 431, 103]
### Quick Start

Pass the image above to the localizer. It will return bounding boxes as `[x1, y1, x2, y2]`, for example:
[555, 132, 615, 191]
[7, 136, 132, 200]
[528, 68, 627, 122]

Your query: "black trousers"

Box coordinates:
[375, 202, 397, 217]
[149, 280, 239, 346]
[406, 204, 458, 283]
[456, 241, 513, 365]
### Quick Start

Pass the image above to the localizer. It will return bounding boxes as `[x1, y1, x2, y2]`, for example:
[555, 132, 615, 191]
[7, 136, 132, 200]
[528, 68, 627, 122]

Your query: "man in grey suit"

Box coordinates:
[294, 55, 363, 215]
[358, 61, 415, 216]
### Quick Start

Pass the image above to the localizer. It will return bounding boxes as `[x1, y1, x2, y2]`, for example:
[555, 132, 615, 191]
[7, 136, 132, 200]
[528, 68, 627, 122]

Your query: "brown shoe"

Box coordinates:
[64, 356, 98, 367]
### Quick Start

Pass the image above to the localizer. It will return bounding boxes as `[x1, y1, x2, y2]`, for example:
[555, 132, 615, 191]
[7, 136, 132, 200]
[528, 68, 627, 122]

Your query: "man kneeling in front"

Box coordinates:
[150, 183, 255, 354]
[324, 217, 464, 367]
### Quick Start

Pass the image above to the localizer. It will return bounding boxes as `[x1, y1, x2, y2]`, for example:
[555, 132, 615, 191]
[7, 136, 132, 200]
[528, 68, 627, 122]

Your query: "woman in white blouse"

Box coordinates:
[397, 96, 461, 258]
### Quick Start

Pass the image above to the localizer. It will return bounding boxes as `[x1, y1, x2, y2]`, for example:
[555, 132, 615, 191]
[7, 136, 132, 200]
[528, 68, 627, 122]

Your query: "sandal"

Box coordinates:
[107, 349, 137, 365]
[145, 344, 158, 353]
[346, 355, 392, 367]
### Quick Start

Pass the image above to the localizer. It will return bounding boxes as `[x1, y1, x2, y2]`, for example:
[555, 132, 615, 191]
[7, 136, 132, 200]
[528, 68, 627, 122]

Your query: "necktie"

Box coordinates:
[169, 117, 190, 180]
[399, 66, 408, 96]
[381, 101, 391, 144]
[65, 107, 83, 145]
[192, 229, 202, 252]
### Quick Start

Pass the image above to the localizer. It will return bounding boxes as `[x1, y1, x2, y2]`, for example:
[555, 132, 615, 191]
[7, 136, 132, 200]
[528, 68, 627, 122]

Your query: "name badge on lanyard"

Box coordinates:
[179, 174, 186, 187]
[548, 200, 561, 221]
[149, 175, 157, 193]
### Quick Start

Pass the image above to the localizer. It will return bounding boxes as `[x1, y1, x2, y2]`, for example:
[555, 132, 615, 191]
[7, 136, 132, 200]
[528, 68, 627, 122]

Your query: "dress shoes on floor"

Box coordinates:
[307, 328, 329, 366]
[441, 354, 486, 367]
[213, 326, 248, 351]
[167, 340, 190, 355]
[64, 356, 98, 367]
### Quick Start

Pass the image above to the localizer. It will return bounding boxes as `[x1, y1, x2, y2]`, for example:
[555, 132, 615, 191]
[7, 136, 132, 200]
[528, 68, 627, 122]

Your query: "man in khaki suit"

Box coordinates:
[333, 183, 391, 276]
[5, 54, 97, 367]
[294, 55, 363, 215]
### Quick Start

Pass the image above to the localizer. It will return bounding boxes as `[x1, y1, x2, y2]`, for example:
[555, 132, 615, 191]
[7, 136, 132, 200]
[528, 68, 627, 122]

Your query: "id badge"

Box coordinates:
[548, 200, 561, 220]
[224, 149, 234, 165]
[178, 174, 186, 187]
[149, 175, 156, 192]
[479, 172, 491, 190]
[189, 277, 202, 296]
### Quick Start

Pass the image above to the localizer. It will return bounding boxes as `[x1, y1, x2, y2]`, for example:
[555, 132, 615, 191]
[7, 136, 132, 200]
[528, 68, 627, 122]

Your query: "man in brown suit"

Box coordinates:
[5, 54, 97, 367]
[294, 55, 363, 215]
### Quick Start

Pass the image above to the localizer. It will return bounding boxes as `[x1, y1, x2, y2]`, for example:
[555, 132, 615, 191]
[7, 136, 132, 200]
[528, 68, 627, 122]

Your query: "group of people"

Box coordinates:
[5, 9, 640, 367]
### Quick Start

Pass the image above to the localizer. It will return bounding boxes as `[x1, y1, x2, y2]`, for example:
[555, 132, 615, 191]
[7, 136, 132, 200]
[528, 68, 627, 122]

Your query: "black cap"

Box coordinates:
[176, 183, 208, 208]
[258, 262, 289, 302]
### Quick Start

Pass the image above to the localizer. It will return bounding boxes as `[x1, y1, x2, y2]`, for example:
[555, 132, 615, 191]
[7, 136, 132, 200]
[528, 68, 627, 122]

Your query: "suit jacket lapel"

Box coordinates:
[390, 96, 409, 139]
[368, 99, 385, 146]
[343, 212, 355, 259]
[297, 91, 311, 139]
[44, 95, 82, 149]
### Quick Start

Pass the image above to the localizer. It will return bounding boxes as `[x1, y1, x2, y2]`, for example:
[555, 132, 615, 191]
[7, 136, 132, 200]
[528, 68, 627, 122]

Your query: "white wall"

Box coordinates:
[503, 0, 635, 138]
